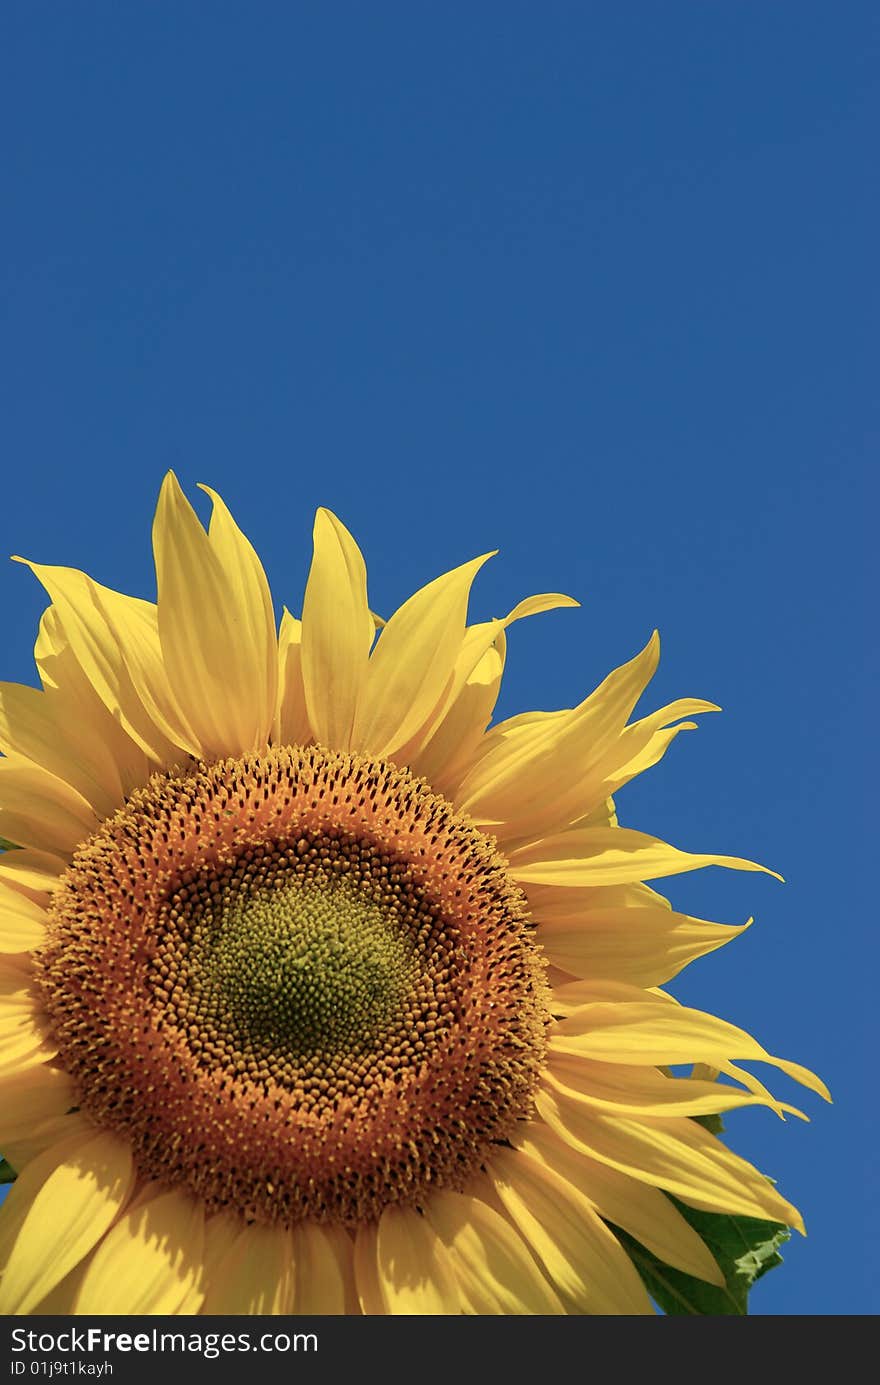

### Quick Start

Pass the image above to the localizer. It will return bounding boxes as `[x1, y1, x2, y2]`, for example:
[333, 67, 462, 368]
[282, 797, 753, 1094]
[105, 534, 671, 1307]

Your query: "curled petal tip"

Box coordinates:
[753, 860, 785, 884]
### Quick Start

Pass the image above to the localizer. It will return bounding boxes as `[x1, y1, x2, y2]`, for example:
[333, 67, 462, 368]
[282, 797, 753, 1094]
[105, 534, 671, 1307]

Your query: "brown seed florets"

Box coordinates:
[36, 746, 549, 1226]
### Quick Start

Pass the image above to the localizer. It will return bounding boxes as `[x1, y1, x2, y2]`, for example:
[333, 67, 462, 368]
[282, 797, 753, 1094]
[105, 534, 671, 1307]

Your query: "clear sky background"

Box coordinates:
[1, 3, 876, 1315]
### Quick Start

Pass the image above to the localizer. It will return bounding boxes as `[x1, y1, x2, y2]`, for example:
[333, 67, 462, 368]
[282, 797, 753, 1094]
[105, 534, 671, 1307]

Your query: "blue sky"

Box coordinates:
[1, 3, 875, 1314]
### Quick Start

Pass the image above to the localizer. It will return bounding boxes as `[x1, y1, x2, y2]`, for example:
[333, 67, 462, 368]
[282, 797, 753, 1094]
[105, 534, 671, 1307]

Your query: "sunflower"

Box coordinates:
[0, 474, 827, 1316]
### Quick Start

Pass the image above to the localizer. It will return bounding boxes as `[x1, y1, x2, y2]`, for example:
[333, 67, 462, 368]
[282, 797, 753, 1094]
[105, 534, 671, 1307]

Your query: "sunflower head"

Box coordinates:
[0, 474, 828, 1316]
[35, 744, 549, 1228]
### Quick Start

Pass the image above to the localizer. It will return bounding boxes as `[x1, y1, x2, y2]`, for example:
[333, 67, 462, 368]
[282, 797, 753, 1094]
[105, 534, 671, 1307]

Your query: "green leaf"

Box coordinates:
[691, 1112, 725, 1135]
[0, 837, 19, 852]
[615, 1198, 790, 1315]
[0, 1158, 17, 1185]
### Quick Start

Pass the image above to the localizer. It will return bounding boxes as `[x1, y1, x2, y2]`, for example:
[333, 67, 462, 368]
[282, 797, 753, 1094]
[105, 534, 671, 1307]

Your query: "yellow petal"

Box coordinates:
[3, 1113, 82, 1171]
[18, 590, 167, 810]
[273, 609, 310, 747]
[576, 793, 619, 830]
[353, 1223, 386, 1316]
[550, 977, 670, 1013]
[715, 1061, 805, 1121]
[300, 509, 372, 750]
[487, 1146, 654, 1314]
[29, 1260, 91, 1315]
[0, 950, 36, 987]
[456, 632, 659, 836]
[0, 964, 54, 1075]
[0, 879, 48, 953]
[0, 1036, 57, 1079]
[0, 1127, 87, 1269]
[514, 702, 716, 841]
[0, 1128, 134, 1314]
[163, 1206, 242, 1313]
[201, 1222, 294, 1315]
[524, 879, 664, 921]
[0, 681, 121, 820]
[553, 1000, 830, 1101]
[425, 1189, 564, 1314]
[543, 1051, 804, 1119]
[352, 552, 495, 760]
[93, 586, 203, 761]
[0, 847, 67, 907]
[490, 592, 579, 623]
[536, 1086, 805, 1231]
[74, 1187, 206, 1315]
[16, 561, 188, 764]
[411, 636, 506, 792]
[376, 1205, 461, 1314]
[405, 592, 578, 774]
[538, 904, 749, 986]
[0, 1065, 76, 1143]
[153, 473, 277, 757]
[1, 1114, 95, 1175]
[600, 699, 719, 796]
[204, 1209, 242, 1260]
[394, 615, 508, 768]
[0, 755, 96, 857]
[516, 1122, 723, 1286]
[509, 825, 783, 887]
[292, 1223, 359, 1315]
[200, 482, 279, 735]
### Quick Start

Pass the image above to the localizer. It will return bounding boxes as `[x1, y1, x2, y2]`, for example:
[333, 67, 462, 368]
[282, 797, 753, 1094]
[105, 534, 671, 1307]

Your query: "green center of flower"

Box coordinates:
[186, 873, 418, 1057]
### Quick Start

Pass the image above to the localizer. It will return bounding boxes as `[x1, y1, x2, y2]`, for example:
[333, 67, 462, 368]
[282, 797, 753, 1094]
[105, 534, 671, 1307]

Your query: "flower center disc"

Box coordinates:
[37, 746, 549, 1226]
